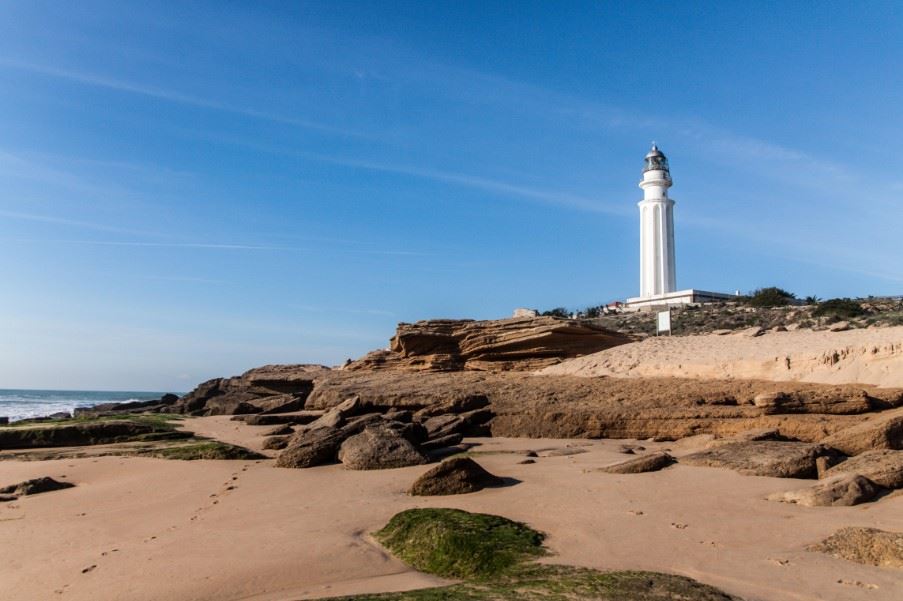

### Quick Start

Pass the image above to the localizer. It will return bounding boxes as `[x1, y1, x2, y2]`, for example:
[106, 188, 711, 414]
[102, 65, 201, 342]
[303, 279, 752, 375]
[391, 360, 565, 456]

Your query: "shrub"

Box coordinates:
[747, 287, 796, 307]
[813, 298, 867, 319]
[541, 307, 569, 318]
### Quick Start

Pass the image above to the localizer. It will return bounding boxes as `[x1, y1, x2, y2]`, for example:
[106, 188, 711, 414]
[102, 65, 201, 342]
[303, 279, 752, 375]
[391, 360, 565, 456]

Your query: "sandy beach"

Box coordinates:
[542, 326, 903, 388]
[2, 418, 902, 601]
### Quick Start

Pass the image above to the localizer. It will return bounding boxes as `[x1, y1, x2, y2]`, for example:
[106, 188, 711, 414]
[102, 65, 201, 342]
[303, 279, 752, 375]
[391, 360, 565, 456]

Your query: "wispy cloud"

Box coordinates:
[0, 57, 364, 138]
[0, 209, 158, 236]
[6, 237, 428, 257]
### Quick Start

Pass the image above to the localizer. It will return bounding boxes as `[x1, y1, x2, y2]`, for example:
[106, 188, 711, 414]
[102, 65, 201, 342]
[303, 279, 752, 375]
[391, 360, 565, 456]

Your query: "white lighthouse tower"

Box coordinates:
[638, 143, 676, 298]
[625, 144, 734, 309]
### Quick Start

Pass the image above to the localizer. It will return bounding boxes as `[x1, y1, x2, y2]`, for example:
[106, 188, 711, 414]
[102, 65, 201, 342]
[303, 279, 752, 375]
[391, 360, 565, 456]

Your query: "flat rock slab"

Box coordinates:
[409, 456, 505, 495]
[598, 452, 676, 474]
[768, 474, 884, 507]
[681, 441, 830, 478]
[808, 527, 903, 568]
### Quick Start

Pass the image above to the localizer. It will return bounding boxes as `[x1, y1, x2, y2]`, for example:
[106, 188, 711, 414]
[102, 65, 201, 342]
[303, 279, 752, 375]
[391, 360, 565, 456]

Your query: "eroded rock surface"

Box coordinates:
[768, 474, 884, 507]
[808, 527, 903, 568]
[344, 317, 632, 372]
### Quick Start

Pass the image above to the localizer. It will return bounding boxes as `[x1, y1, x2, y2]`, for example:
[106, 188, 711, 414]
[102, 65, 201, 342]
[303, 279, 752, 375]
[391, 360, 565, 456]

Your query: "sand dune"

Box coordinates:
[2, 427, 902, 601]
[541, 326, 903, 387]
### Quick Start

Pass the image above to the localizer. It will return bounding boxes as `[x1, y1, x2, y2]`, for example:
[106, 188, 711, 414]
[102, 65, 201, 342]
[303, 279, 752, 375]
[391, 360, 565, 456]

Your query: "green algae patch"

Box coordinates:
[374, 508, 545, 580]
[140, 440, 265, 461]
[335, 508, 740, 601]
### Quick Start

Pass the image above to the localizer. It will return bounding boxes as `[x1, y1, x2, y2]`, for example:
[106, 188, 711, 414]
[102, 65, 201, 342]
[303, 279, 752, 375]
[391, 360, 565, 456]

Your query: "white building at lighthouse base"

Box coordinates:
[624, 288, 737, 311]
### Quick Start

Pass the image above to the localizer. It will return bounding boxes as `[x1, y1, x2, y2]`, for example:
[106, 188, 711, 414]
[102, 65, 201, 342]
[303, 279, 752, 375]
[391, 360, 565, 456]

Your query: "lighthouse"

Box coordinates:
[625, 144, 735, 309]
[638, 144, 677, 298]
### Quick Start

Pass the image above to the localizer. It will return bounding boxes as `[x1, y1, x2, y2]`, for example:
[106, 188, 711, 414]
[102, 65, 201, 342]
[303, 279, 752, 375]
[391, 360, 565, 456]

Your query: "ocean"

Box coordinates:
[0, 389, 177, 422]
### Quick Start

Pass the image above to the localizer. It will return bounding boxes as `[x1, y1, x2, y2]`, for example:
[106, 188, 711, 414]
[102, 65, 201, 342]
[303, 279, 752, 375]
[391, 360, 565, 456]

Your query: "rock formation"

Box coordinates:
[344, 317, 631, 372]
[338, 424, 427, 470]
[409, 457, 505, 495]
[172, 364, 330, 416]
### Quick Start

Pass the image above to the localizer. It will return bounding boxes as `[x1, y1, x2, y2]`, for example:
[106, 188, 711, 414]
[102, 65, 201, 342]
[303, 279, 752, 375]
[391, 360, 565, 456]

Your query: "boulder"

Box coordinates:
[0, 477, 75, 497]
[598, 452, 676, 474]
[808, 527, 903, 568]
[409, 456, 505, 495]
[274, 427, 346, 468]
[343, 317, 632, 372]
[823, 450, 903, 489]
[829, 321, 851, 332]
[681, 441, 836, 478]
[338, 424, 427, 470]
[768, 474, 885, 507]
[820, 408, 903, 455]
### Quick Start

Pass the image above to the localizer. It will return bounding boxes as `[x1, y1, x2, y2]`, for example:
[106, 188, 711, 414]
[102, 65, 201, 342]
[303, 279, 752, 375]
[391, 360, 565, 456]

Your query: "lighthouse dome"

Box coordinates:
[642, 143, 670, 175]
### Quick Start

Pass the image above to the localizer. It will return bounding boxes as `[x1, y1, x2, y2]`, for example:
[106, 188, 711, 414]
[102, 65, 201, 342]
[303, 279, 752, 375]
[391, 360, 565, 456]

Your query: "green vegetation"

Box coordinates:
[326, 565, 737, 601]
[813, 298, 867, 320]
[746, 287, 796, 307]
[5, 413, 183, 429]
[138, 440, 264, 460]
[541, 307, 570, 318]
[327, 508, 736, 601]
[375, 508, 545, 580]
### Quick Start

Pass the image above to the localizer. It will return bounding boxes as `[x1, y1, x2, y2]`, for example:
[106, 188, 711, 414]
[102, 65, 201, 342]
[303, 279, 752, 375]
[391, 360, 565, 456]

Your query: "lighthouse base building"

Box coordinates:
[624, 144, 734, 311]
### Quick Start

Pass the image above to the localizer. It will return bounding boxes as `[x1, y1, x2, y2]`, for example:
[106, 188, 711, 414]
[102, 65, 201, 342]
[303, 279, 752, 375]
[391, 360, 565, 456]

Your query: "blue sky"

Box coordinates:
[1, 1, 901, 390]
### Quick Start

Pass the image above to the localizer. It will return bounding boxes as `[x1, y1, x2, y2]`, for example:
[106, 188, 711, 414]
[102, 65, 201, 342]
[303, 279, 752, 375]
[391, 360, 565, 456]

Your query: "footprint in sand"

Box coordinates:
[768, 558, 790, 566]
[838, 579, 879, 590]
[670, 522, 688, 529]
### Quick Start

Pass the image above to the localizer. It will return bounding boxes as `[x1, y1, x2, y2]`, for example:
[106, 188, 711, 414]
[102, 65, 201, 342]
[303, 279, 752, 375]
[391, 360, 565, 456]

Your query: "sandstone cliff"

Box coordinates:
[345, 316, 632, 372]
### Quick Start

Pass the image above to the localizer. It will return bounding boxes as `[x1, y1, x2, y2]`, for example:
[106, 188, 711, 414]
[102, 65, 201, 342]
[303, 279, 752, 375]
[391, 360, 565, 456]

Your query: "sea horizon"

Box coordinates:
[0, 388, 184, 423]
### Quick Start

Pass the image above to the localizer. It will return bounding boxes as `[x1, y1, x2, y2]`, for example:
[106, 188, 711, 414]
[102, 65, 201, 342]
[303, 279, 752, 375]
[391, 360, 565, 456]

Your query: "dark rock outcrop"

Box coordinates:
[338, 424, 427, 470]
[0, 421, 159, 449]
[808, 527, 903, 568]
[598, 452, 676, 474]
[0, 477, 75, 498]
[344, 317, 632, 372]
[409, 456, 505, 495]
[173, 364, 330, 416]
